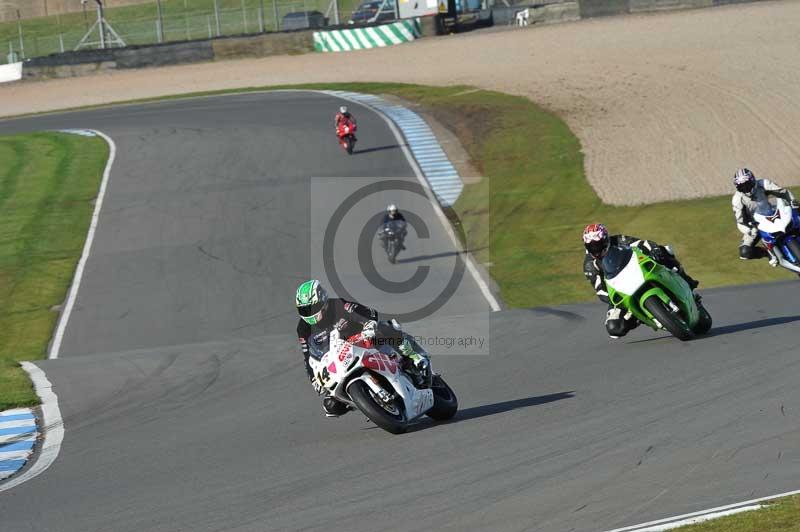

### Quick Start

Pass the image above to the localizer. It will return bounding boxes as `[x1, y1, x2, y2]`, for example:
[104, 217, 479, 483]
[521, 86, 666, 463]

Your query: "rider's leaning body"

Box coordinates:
[295, 280, 425, 417]
[582, 223, 699, 338]
[334, 105, 356, 131]
[731, 168, 797, 261]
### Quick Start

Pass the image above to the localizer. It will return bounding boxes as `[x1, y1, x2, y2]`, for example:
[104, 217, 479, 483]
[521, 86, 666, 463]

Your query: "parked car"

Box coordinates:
[348, 0, 397, 24]
[282, 11, 328, 30]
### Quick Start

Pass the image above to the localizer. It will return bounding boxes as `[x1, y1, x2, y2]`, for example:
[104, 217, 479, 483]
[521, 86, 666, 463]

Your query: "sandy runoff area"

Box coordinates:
[3, 0, 800, 205]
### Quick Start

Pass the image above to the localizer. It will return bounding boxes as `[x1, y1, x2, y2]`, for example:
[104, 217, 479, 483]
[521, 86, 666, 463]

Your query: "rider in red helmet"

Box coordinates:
[582, 223, 699, 338]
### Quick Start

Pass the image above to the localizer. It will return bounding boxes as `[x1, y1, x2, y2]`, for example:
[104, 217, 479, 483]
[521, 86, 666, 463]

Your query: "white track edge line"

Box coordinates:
[0, 362, 64, 493]
[607, 491, 800, 531]
[49, 129, 116, 359]
[326, 91, 501, 312]
[626, 505, 762, 532]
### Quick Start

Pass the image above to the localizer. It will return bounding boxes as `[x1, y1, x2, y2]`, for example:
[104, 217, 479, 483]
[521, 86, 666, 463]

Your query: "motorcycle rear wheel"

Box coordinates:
[349, 380, 408, 434]
[643, 296, 694, 341]
[427, 375, 458, 421]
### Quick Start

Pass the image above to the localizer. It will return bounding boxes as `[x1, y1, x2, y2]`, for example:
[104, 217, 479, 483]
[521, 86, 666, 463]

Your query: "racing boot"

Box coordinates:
[767, 248, 779, 267]
[398, 338, 429, 385]
[322, 397, 351, 418]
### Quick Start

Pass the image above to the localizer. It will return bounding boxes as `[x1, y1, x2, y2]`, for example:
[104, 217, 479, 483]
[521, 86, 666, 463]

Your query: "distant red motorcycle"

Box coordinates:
[337, 119, 357, 155]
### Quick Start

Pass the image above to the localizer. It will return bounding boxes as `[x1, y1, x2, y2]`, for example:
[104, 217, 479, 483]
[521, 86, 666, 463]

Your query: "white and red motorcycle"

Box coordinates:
[308, 326, 458, 434]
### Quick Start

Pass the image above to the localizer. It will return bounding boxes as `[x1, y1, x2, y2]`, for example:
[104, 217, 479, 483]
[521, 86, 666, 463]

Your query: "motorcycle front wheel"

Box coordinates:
[643, 296, 694, 341]
[349, 380, 408, 434]
[427, 375, 458, 421]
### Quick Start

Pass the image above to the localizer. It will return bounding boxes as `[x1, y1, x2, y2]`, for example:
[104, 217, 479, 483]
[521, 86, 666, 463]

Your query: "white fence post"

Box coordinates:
[214, 0, 222, 36]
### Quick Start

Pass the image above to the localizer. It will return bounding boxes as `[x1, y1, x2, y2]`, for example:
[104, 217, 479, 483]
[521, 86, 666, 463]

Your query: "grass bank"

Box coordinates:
[0, 132, 108, 410]
[671, 496, 800, 531]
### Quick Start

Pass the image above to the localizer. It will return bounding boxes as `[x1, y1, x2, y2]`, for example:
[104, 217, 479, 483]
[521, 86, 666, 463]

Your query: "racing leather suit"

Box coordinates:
[732, 179, 796, 259]
[297, 299, 407, 413]
[334, 111, 356, 131]
[379, 212, 407, 250]
[583, 235, 697, 338]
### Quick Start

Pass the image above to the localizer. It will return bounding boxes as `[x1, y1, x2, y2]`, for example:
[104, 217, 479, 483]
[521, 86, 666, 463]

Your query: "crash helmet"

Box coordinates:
[733, 168, 756, 195]
[339, 106, 348, 115]
[295, 280, 329, 325]
[583, 223, 610, 259]
[387, 204, 398, 217]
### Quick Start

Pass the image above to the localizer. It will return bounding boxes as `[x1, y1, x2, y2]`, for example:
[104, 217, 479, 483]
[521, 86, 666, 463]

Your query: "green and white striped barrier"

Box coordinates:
[313, 19, 421, 53]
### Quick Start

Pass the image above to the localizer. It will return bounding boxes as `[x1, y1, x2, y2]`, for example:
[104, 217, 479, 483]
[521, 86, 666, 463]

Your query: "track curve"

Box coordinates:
[0, 92, 799, 532]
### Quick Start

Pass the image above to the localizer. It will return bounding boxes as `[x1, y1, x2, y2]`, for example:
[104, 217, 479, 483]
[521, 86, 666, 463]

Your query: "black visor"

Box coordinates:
[736, 180, 755, 194]
[298, 300, 325, 318]
[586, 239, 608, 258]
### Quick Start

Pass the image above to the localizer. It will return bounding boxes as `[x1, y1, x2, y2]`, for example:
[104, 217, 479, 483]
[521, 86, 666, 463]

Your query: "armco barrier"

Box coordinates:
[313, 19, 422, 53]
[577, 0, 765, 17]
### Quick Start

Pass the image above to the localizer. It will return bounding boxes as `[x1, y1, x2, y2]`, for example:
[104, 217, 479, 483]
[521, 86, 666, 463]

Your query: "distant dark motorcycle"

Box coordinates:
[380, 220, 407, 263]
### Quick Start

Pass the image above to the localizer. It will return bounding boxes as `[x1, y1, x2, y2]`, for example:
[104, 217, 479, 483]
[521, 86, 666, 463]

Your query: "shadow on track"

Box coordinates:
[624, 315, 800, 344]
[455, 391, 576, 422]
[705, 315, 800, 337]
[396, 247, 487, 264]
[356, 144, 403, 155]
[399, 391, 576, 434]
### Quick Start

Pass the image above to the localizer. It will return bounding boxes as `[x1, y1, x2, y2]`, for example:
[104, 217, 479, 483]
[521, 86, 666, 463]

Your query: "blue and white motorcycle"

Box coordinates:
[753, 198, 800, 275]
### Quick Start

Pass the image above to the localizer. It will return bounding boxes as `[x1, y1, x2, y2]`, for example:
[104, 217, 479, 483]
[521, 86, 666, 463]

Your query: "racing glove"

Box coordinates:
[311, 376, 325, 395]
[361, 320, 378, 340]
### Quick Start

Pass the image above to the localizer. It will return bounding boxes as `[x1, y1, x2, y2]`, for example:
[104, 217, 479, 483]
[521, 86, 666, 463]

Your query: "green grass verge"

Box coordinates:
[0, 132, 108, 410]
[2, 0, 366, 59]
[671, 496, 800, 531]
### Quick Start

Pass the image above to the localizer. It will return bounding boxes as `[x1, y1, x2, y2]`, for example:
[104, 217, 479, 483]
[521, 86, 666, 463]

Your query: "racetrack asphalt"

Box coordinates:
[0, 92, 799, 532]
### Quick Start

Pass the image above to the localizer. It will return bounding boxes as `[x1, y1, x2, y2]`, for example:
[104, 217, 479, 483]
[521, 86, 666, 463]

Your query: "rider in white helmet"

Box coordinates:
[382, 204, 405, 224]
[334, 105, 356, 130]
[731, 168, 797, 262]
[381, 204, 407, 250]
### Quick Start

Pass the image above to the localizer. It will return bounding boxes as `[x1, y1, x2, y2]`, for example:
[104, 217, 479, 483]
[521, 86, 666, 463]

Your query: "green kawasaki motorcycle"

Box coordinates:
[603, 246, 712, 341]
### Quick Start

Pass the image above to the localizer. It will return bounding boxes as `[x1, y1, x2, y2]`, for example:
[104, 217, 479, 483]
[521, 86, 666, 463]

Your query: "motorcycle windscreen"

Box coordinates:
[755, 198, 778, 217]
[602, 246, 633, 279]
[754, 198, 791, 233]
[385, 220, 406, 235]
[603, 246, 646, 296]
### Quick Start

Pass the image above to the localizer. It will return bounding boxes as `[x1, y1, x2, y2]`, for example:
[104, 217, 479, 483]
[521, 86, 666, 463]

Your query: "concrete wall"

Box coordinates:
[22, 31, 312, 80]
[0, 0, 152, 22]
[212, 31, 314, 60]
[577, 0, 766, 17]
[492, 1, 580, 25]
